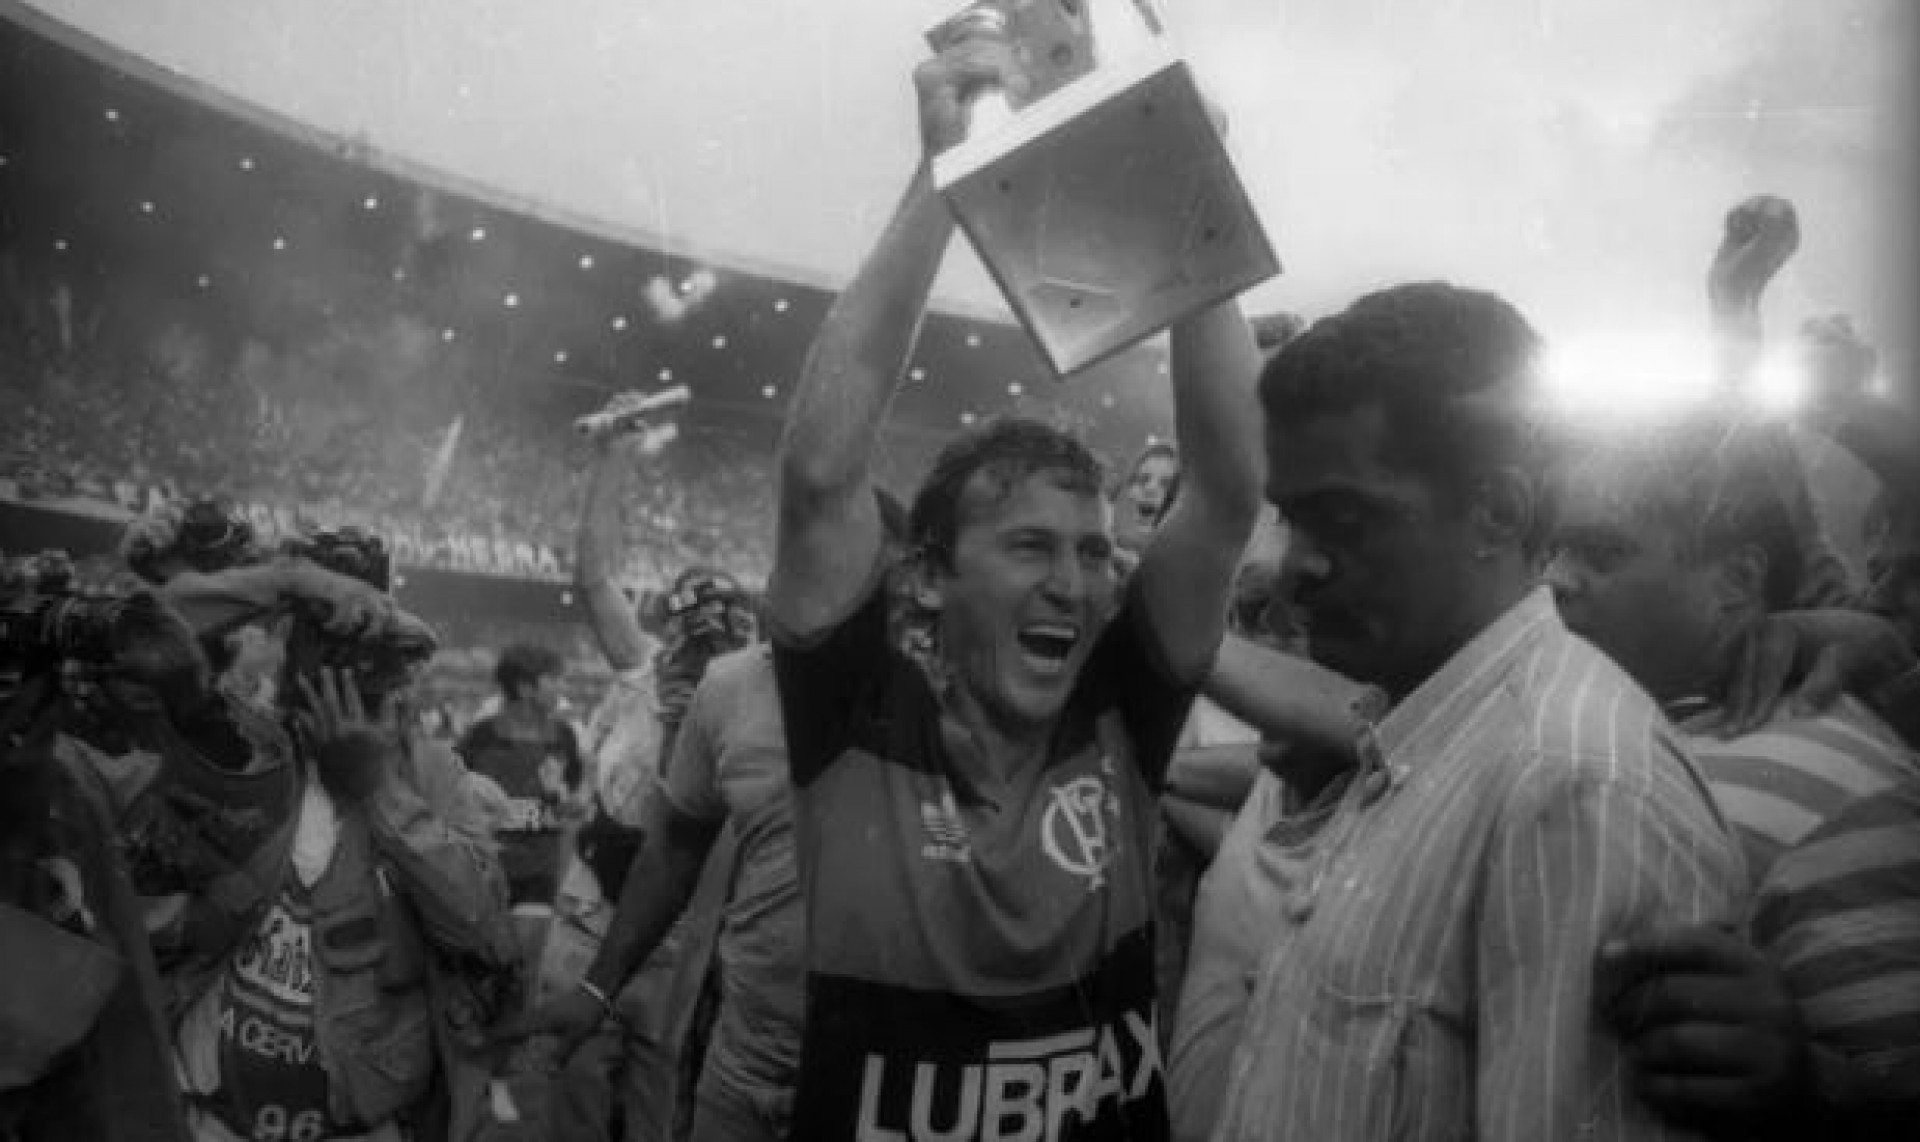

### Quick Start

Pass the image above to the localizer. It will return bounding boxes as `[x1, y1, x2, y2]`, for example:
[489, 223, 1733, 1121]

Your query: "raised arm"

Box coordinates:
[1131, 304, 1267, 683]
[576, 433, 656, 672]
[768, 43, 1017, 638]
[1708, 195, 1799, 392]
[1703, 195, 1849, 603]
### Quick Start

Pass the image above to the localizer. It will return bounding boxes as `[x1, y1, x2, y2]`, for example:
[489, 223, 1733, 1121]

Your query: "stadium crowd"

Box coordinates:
[4, 32, 1919, 1142]
[0, 348, 777, 589]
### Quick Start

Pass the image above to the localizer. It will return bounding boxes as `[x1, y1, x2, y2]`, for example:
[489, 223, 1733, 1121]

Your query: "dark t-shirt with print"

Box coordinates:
[772, 582, 1196, 1141]
[456, 716, 584, 905]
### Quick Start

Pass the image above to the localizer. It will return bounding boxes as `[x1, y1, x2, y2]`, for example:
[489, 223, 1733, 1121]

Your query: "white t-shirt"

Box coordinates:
[1167, 769, 1341, 1142]
[581, 662, 662, 828]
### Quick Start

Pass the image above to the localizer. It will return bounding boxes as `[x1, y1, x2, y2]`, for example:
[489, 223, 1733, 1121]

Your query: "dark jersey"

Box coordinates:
[773, 583, 1196, 1142]
[455, 716, 583, 905]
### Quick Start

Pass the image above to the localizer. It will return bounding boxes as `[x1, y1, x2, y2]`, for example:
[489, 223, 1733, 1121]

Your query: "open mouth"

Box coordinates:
[1016, 623, 1081, 675]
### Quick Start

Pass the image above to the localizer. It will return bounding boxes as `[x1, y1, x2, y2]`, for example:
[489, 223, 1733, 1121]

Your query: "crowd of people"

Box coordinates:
[3, 31, 1918, 1142]
[0, 339, 780, 588]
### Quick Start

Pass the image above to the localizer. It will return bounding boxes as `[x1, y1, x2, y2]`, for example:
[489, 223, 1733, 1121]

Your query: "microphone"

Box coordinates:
[574, 385, 691, 441]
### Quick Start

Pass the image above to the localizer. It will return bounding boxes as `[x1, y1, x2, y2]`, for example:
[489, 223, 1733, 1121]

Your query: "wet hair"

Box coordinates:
[1563, 412, 1809, 610]
[908, 416, 1107, 569]
[494, 642, 564, 700]
[1258, 281, 1551, 554]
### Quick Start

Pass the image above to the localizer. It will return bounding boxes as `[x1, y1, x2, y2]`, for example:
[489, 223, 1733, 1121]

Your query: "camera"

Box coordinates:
[279, 529, 434, 695]
[282, 528, 393, 594]
[0, 588, 127, 681]
[662, 571, 757, 648]
[124, 497, 259, 585]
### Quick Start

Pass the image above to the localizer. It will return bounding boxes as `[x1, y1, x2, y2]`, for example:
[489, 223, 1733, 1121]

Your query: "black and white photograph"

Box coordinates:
[1, 1, 1914, 1139]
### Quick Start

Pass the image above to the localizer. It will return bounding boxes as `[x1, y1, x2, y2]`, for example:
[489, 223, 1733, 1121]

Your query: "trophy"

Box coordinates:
[927, 0, 1280, 377]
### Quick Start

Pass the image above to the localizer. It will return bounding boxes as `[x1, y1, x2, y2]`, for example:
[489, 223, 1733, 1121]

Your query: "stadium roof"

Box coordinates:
[0, 3, 1179, 451]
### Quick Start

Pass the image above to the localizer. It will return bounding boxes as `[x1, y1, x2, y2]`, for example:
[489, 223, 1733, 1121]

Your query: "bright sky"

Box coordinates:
[27, 0, 1916, 378]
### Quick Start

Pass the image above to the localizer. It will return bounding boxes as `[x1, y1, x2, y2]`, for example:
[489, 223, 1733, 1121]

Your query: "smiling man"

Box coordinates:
[762, 39, 1264, 1142]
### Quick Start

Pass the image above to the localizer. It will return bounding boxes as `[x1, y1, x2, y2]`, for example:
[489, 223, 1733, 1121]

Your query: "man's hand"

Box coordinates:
[490, 982, 609, 1067]
[914, 37, 1028, 157]
[1709, 195, 1800, 309]
[1712, 608, 1917, 737]
[296, 667, 395, 804]
[1599, 924, 1811, 1135]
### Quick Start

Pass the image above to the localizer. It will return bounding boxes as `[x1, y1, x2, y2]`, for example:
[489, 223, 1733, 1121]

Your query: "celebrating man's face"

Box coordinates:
[930, 468, 1118, 732]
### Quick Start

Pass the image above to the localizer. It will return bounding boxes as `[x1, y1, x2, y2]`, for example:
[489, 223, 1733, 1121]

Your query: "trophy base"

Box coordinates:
[935, 47, 1280, 378]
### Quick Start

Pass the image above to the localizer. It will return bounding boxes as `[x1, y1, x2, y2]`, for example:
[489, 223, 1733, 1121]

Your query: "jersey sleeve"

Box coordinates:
[1077, 582, 1202, 790]
[770, 580, 897, 788]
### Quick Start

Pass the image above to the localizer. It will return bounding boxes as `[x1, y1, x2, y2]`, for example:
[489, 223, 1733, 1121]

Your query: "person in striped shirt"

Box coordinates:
[1550, 410, 1920, 1136]
[1209, 283, 1746, 1142]
[1750, 780, 1920, 1128]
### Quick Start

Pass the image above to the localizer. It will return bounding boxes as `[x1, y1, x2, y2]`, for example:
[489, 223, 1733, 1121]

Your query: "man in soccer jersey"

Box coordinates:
[762, 39, 1264, 1142]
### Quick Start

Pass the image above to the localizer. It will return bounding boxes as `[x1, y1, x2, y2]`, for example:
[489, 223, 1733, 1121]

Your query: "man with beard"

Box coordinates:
[1211, 283, 1745, 1141]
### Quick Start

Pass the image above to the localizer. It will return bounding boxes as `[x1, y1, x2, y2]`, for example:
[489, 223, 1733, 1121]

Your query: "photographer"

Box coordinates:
[1, 581, 194, 1142]
[85, 529, 514, 1142]
[566, 419, 764, 1142]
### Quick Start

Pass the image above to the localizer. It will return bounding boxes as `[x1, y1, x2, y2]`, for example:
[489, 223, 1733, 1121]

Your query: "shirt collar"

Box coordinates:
[1374, 586, 1560, 761]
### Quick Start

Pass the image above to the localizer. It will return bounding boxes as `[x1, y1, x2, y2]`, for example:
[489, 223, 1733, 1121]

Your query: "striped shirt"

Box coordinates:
[1211, 588, 1746, 1142]
[1674, 700, 1920, 1108]
[1678, 697, 1917, 884]
[1751, 780, 1920, 1105]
